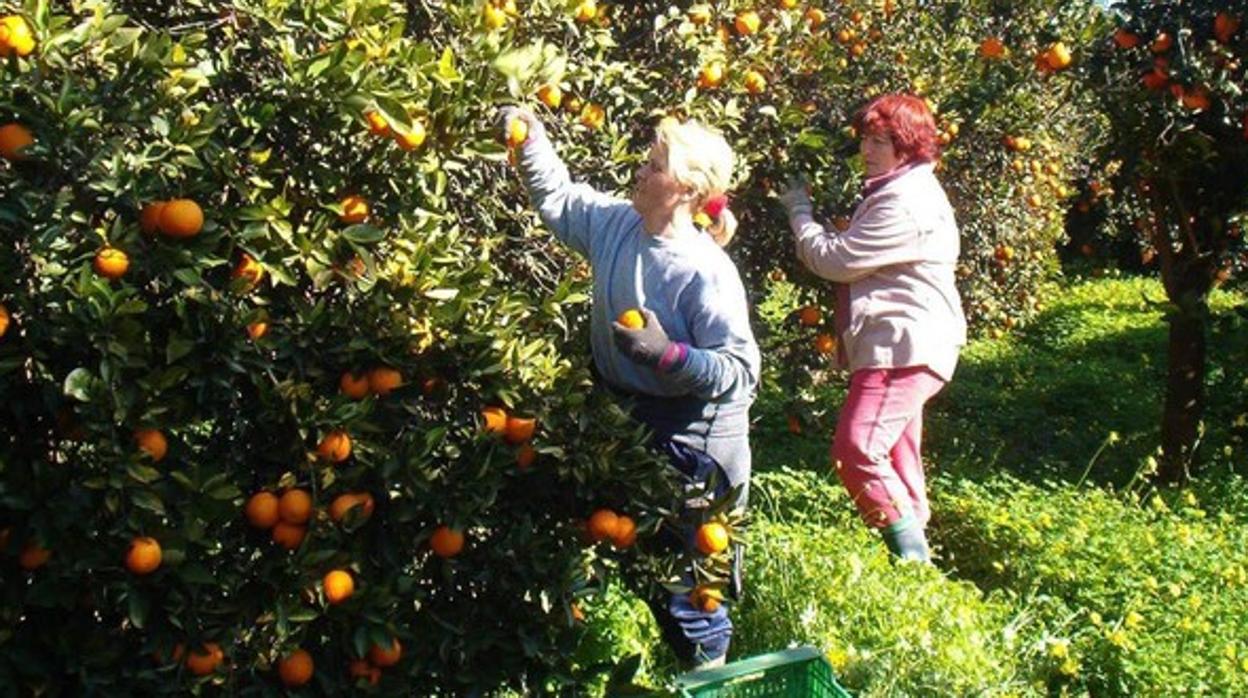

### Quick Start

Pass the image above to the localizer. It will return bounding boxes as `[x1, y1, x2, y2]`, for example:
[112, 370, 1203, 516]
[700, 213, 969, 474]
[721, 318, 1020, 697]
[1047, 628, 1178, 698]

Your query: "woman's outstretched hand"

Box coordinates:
[495, 105, 545, 146]
[778, 176, 814, 224]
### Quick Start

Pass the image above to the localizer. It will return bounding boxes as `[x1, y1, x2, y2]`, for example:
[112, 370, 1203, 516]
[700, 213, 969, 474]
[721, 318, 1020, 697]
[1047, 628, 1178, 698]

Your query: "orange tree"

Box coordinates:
[0, 0, 753, 693]
[1083, 0, 1247, 482]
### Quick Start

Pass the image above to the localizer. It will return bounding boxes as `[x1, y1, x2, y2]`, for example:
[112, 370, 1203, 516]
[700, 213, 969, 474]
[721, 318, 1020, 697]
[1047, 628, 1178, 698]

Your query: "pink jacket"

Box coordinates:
[790, 163, 967, 381]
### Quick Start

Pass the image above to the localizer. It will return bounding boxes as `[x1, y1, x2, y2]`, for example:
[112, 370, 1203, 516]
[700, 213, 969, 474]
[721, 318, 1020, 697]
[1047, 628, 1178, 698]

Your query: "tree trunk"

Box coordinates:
[1158, 296, 1207, 484]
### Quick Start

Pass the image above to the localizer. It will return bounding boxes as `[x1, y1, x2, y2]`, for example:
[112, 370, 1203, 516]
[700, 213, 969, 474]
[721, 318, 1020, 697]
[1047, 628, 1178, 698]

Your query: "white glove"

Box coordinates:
[778, 177, 815, 232]
[495, 105, 546, 145]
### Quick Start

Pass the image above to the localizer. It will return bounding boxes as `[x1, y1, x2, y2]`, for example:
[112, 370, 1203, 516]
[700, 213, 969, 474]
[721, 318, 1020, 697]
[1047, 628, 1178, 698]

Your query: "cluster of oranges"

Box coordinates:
[361, 109, 427, 151]
[1117, 12, 1241, 114]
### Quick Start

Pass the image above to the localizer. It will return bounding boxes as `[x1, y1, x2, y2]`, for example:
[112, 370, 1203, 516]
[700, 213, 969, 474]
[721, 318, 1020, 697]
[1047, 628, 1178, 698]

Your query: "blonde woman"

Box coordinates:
[500, 107, 759, 669]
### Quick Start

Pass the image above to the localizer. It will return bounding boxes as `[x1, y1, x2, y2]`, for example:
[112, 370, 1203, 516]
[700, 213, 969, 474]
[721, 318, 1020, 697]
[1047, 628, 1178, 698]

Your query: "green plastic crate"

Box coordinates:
[675, 646, 852, 697]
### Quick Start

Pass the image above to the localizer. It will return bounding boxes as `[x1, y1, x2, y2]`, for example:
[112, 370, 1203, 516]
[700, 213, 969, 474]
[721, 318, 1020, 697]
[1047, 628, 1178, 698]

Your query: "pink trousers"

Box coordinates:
[832, 366, 946, 529]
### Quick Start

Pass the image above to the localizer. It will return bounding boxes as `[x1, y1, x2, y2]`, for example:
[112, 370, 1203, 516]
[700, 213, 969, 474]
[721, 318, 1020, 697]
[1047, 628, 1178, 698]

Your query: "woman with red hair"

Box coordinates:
[779, 94, 967, 562]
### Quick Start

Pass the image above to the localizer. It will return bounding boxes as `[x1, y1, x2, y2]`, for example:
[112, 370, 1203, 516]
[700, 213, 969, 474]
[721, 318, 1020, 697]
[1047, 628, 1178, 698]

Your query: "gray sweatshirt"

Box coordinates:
[517, 131, 760, 406]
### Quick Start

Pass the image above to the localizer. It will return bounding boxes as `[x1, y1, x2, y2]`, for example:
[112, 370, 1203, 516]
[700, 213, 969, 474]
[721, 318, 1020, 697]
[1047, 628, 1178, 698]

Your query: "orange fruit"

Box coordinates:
[587, 508, 619, 543]
[340, 371, 370, 399]
[695, 522, 730, 555]
[159, 199, 204, 238]
[0, 16, 36, 58]
[482, 2, 508, 29]
[1113, 28, 1140, 49]
[134, 428, 168, 462]
[579, 103, 605, 130]
[185, 643, 224, 676]
[1181, 86, 1211, 112]
[503, 415, 536, 445]
[278, 648, 314, 687]
[339, 194, 369, 224]
[690, 585, 723, 613]
[1215, 13, 1241, 44]
[245, 491, 280, 529]
[0, 303, 8, 338]
[367, 366, 403, 396]
[734, 11, 761, 36]
[278, 489, 313, 524]
[481, 406, 508, 435]
[979, 37, 1005, 59]
[323, 569, 355, 604]
[365, 110, 390, 136]
[317, 430, 352, 463]
[617, 309, 645, 329]
[271, 521, 306, 550]
[0, 123, 33, 160]
[246, 321, 268, 340]
[536, 84, 563, 109]
[688, 6, 712, 25]
[777, 0, 798, 9]
[506, 118, 529, 149]
[697, 63, 725, 89]
[814, 333, 836, 355]
[516, 443, 536, 470]
[329, 493, 373, 523]
[1043, 42, 1072, 70]
[574, 0, 597, 23]
[430, 525, 464, 558]
[231, 253, 264, 291]
[394, 121, 427, 151]
[125, 536, 162, 575]
[797, 306, 821, 327]
[743, 70, 767, 95]
[348, 658, 382, 685]
[368, 638, 402, 667]
[805, 8, 826, 29]
[19, 543, 51, 570]
[93, 247, 129, 280]
[1150, 32, 1172, 54]
[611, 515, 637, 549]
[139, 202, 166, 234]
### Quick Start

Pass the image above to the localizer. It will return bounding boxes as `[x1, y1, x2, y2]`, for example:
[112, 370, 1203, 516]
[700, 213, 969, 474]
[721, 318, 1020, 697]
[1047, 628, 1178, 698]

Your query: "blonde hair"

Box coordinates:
[655, 117, 738, 247]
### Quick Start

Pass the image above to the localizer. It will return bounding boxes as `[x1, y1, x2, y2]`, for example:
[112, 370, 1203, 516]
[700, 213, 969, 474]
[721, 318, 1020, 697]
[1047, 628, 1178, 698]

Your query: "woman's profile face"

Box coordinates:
[632, 142, 687, 221]
[860, 130, 902, 177]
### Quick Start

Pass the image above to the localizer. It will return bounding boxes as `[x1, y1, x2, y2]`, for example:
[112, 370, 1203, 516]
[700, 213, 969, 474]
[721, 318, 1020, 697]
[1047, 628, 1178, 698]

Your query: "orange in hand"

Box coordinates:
[617, 309, 645, 329]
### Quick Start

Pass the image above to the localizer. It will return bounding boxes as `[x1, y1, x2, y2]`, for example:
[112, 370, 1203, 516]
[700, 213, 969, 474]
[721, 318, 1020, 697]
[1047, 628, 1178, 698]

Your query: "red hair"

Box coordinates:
[853, 94, 940, 163]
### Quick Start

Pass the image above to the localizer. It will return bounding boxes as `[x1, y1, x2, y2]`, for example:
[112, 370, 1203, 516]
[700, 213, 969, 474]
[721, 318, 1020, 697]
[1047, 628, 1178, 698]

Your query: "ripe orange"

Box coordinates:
[1150, 32, 1172, 54]
[430, 525, 465, 558]
[777, 0, 798, 9]
[1181, 86, 1211, 112]
[814, 333, 836, 355]
[579, 103, 605, 130]
[125, 536, 162, 575]
[278, 489, 313, 524]
[734, 11, 761, 36]
[611, 515, 637, 549]
[394, 121, 427, 151]
[697, 63, 725, 89]
[506, 118, 529, 148]
[0, 123, 33, 160]
[743, 70, 767, 95]
[695, 522, 730, 555]
[159, 199, 204, 238]
[617, 309, 645, 329]
[1113, 28, 1140, 49]
[246, 321, 268, 340]
[19, 543, 51, 570]
[587, 508, 619, 543]
[503, 415, 536, 445]
[797, 306, 821, 327]
[805, 8, 826, 29]
[1043, 42, 1072, 70]
[271, 521, 306, 550]
[0, 15, 37, 58]
[278, 648, 314, 687]
[367, 366, 403, 395]
[323, 569, 355, 604]
[690, 585, 723, 613]
[349, 658, 382, 685]
[1215, 13, 1241, 44]
[516, 443, 537, 469]
[979, 37, 1005, 59]
[317, 430, 352, 463]
[0, 303, 8, 338]
[536, 84, 563, 109]
[329, 493, 374, 523]
[574, 0, 597, 23]
[231, 253, 264, 292]
[245, 491, 280, 529]
[339, 195, 369, 224]
[139, 202, 166, 234]
[368, 638, 402, 667]
[481, 406, 508, 435]
[94, 248, 129, 280]
[134, 428, 168, 462]
[571, 601, 586, 622]
[340, 371, 370, 399]
[365, 110, 390, 136]
[185, 643, 224, 676]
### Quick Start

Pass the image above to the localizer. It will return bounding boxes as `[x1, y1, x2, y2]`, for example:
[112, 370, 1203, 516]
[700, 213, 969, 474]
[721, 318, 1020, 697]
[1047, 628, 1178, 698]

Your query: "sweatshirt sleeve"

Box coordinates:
[664, 272, 760, 403]
[517, 131, 633, 258]
[793, 196, 925, 283]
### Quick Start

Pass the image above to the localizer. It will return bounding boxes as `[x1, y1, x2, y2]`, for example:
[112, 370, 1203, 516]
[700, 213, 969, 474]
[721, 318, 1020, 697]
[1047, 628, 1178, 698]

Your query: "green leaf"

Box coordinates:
[63, 367, 100, 402]
[127, 463, 163, 485]
[342, 224, 385, 244]
[207, 483, 242, 501]
[131, 490, 166, 516]
[128, 592, 150, 630]
[166, 335, 194, 364]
